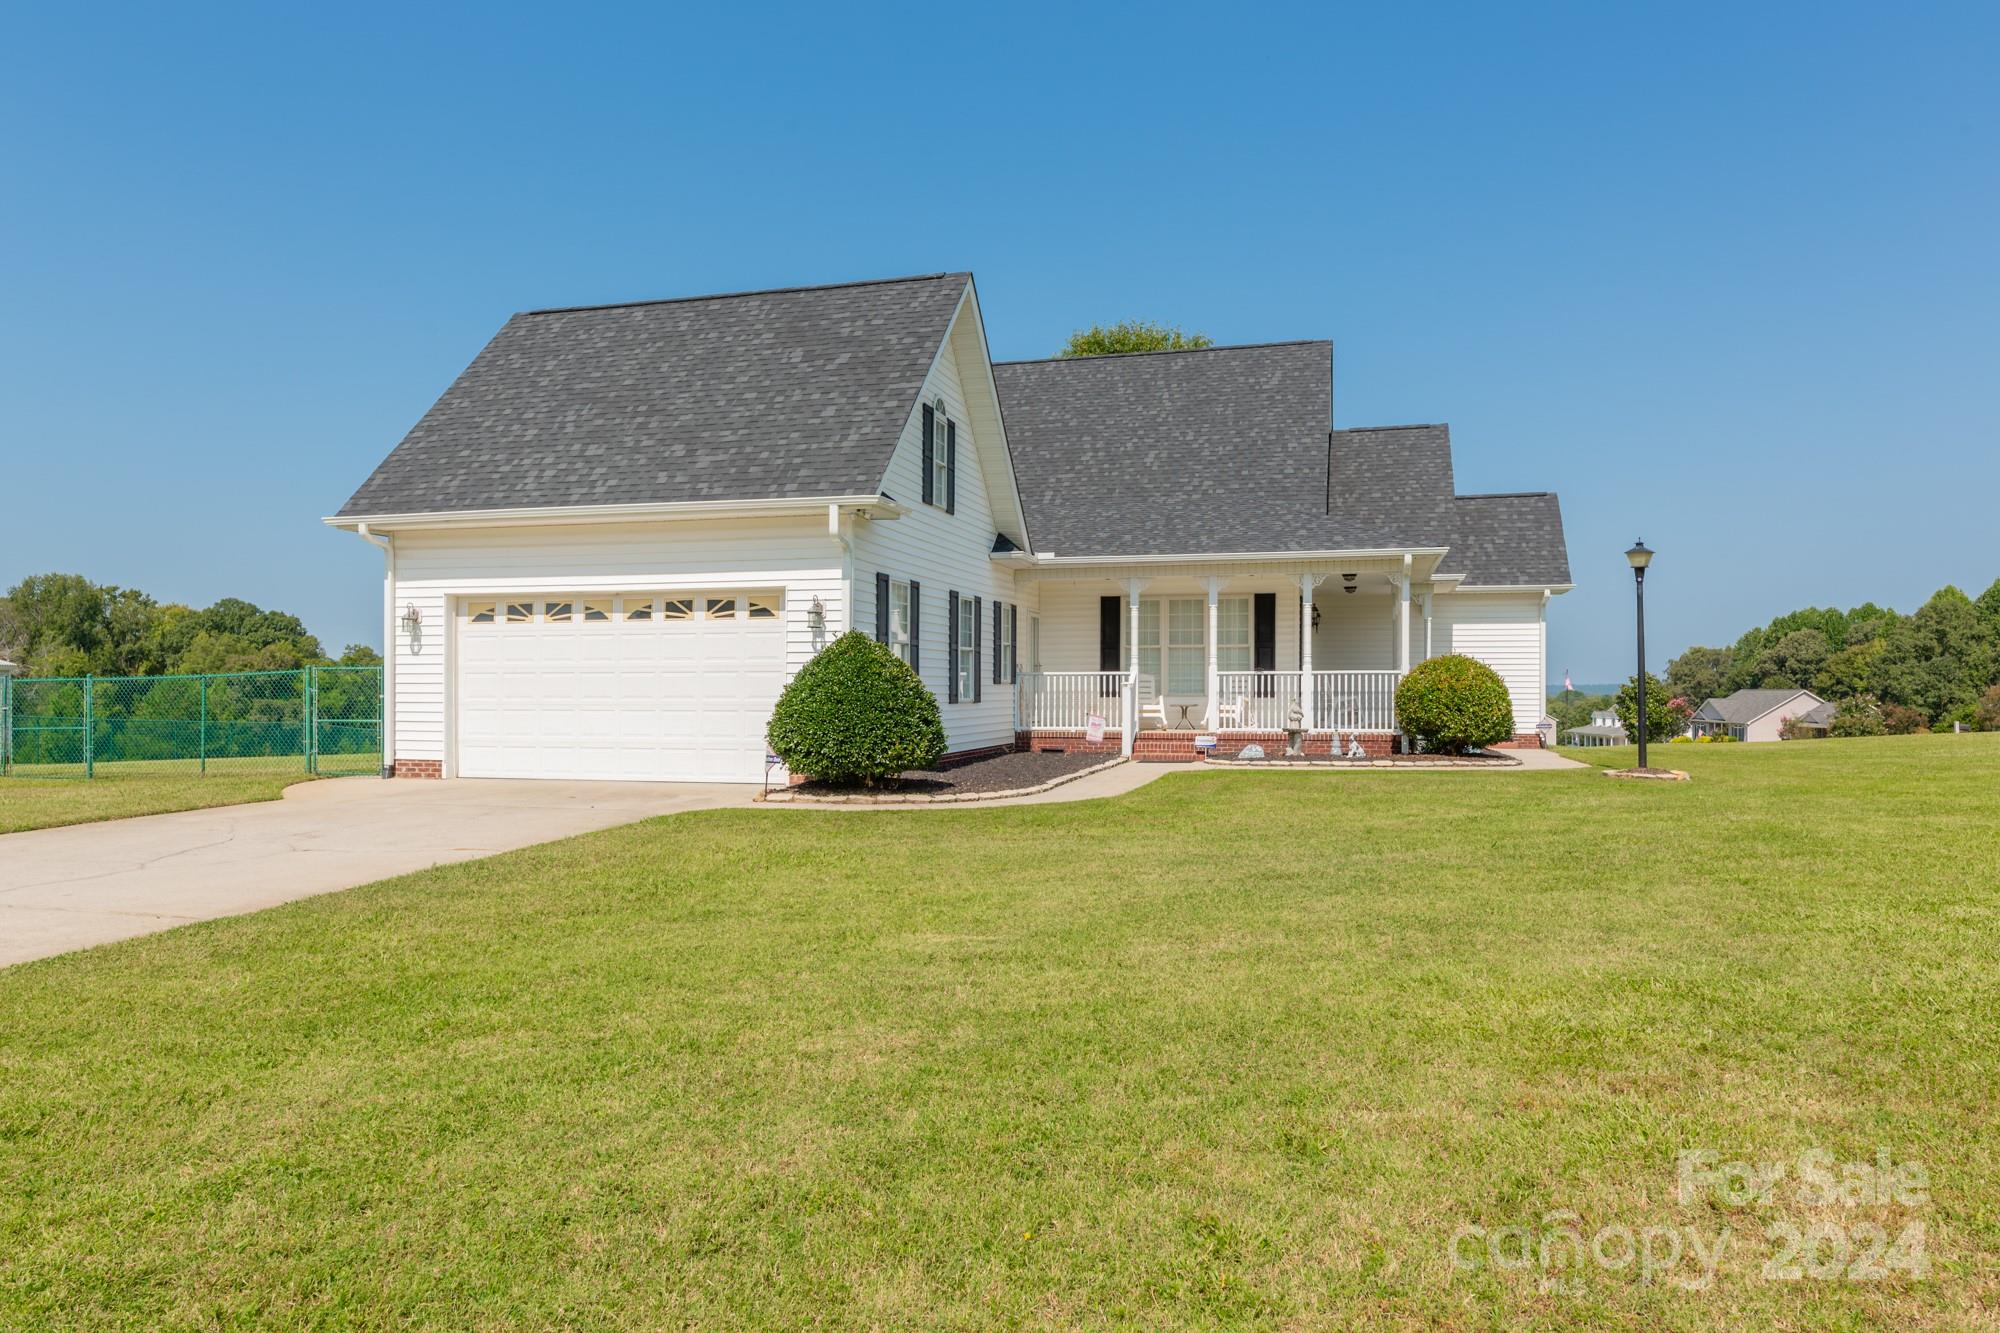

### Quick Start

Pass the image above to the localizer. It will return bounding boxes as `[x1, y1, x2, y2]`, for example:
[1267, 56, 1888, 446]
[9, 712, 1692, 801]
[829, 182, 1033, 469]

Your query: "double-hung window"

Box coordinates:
[931, 404, 951, 503]
[1135, 601, 1162, 692]
[1166, 599, 1206, 695]
[956, 600, 976, 700]
[888, 580, 914, 666]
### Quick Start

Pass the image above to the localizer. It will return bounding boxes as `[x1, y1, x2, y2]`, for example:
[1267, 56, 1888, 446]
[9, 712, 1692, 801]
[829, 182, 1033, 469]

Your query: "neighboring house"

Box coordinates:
[1561, 708, 1628, 748]
[331, 273, 1571, 781]
[1688, 688, 1833, 742]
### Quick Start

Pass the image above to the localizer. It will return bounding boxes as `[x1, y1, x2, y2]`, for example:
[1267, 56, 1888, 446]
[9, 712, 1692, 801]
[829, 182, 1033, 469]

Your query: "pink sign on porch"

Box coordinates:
[1085, 714, 1106, 744]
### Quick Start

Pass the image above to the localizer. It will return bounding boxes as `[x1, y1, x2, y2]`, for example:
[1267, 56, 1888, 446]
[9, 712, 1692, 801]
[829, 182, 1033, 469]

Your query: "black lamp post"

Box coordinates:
[1626, 541, 1654, 768]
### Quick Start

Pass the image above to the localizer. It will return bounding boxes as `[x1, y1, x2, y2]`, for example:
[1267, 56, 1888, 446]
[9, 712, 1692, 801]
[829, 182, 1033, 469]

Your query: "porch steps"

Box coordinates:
[1132, 734, 1202, 763]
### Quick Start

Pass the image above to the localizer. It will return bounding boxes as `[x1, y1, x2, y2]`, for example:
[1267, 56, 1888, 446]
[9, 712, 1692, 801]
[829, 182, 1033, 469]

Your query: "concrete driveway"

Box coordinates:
[0, 778, 748, 969]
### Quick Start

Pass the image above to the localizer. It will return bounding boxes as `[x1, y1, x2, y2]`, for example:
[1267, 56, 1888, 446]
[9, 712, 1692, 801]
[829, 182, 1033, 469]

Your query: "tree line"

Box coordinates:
[0, 572, 377, 678]
[1663, 579, 2000, 735]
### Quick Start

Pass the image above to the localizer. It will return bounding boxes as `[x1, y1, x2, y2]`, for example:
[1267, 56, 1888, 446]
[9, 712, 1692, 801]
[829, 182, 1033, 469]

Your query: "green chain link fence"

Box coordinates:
[0, 666, 381, 779]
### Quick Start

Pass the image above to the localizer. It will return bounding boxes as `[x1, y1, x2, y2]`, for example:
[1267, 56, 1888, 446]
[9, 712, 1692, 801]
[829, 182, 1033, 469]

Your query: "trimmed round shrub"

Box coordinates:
[1394, 654, 1514, 754]
[766, 631, 946, 785]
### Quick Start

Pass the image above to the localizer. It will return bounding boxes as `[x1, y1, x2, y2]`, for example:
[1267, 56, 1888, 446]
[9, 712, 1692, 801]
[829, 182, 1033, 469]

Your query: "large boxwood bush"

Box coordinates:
[766, 631, 946, 785]
[1394, 654, 1514, 754]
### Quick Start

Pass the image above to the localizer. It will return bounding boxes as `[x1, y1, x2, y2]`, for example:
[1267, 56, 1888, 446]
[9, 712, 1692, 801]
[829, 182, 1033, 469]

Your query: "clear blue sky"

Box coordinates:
[4, 2, 1994, 685]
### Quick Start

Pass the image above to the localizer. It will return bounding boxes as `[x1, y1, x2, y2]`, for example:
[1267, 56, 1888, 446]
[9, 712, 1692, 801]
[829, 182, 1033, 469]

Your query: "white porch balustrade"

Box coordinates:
[1016, 671, 1129, 732]
[1020, 670, 1401, 734]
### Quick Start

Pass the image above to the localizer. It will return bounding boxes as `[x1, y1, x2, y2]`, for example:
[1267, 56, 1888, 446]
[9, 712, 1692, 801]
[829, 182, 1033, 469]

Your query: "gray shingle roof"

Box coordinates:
[1440, 492, 1573, 586]
[993, 347, 1563, 577]
[992, 346, 1462, 558]
[1693, 688, 1826, 724]
[337, 273, 968, 517]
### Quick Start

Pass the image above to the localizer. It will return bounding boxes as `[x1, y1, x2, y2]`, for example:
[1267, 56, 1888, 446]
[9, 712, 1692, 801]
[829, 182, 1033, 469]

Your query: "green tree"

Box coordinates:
[1057, 320, 1215, 358]
[1546, 690, 1613, 731]
[1976, 580, 2000, 643]
[1973, 684, 2000, 732]
[1869, 586, 1994, 720]
[1665, 645, 1733, 707]
[1615, 673, 1686, 747]
[1754, 628, 1833, 691]
[1815, 638, 1885, 701]
[1829, 696, 1886, 737]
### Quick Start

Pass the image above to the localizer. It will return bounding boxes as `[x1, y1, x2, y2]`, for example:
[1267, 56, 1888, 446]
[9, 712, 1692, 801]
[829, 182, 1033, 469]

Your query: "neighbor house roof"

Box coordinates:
[1439, 492, 1573, 586]
[337, 273, 970, 518]
[1693, 688, 1827, 724]
[992, 346, 1464, 559]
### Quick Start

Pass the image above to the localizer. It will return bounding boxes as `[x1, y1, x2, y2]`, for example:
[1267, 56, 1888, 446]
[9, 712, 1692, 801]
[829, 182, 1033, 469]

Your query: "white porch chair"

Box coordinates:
[1135, 674, 1169, 730]
[1213, 694, 1248, 730]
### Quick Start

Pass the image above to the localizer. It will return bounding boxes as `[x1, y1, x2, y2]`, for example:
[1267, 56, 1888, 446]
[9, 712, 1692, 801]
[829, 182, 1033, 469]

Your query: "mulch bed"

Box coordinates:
[786, 749, 1109, 799]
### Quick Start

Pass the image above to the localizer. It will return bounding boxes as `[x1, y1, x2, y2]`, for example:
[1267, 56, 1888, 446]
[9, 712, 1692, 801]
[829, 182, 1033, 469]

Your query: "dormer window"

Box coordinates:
[921, 397, 956, 513]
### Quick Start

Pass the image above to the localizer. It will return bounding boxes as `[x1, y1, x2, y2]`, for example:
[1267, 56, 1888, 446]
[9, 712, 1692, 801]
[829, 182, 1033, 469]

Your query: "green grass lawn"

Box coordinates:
[0, 769, 317, 834]
[2, 735, 1996, 1327]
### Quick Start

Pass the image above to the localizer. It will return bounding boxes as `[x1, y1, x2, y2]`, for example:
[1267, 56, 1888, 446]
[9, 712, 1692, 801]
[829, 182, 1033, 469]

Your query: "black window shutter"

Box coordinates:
[944, 420, 957, 514]
[1254, 592, 1277, 697]
[946, 593, 959, 703]
[909, 580, 921, 669]
[921, 404, 935, 506]
[1008, 603, 1019, 683]
[972, 595, 983, 702]
[875, 572, 890, 644]
[993, 600, 1003, 685]
[1099, 595, 1121, 696]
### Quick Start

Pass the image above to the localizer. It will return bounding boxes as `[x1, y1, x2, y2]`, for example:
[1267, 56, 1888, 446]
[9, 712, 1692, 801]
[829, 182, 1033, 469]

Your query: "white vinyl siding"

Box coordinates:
[1430, 591, 1545, 735]
[851, 299, 1029, 753]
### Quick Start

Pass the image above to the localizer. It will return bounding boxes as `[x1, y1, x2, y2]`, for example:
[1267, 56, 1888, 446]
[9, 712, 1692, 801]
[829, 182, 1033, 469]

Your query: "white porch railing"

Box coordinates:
[1021, 669, 1401, 734]
[1312, 670, 1401, 733]
[1208, 670, 1402, 732]
[1017, 671, 1128, 732]
[1217, 670, 1304, 731]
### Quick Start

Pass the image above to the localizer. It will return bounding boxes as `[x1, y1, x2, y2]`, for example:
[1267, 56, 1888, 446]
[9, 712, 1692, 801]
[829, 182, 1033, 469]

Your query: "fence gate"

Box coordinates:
[0, 667, 382, 780]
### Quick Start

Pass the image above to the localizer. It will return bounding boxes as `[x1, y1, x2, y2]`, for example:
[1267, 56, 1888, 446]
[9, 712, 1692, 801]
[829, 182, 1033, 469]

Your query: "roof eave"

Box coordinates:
[325, 494, 892, 532]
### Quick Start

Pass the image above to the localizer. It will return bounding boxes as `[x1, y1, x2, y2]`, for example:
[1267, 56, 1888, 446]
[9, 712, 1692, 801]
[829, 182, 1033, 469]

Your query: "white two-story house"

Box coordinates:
[331, 272, 1571, 780]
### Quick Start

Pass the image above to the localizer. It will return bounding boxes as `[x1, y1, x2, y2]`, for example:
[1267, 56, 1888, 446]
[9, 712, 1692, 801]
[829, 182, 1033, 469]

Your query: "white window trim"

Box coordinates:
[930, 398, 951, 509]
[888, 580, 914, 666]
[956, 600, 976, 700]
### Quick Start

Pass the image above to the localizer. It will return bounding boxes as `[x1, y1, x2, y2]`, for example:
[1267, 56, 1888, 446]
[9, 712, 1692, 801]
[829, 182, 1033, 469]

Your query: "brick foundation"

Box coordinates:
[1018, 729, 1398, 761]
[1491, 732, 1546, 749]
[391, 759, 444, 779]
[1016, 729, 1125, 755]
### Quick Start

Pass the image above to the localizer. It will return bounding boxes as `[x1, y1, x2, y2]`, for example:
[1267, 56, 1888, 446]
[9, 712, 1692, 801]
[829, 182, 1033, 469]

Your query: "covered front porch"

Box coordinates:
[1012, 554, 1446, 759]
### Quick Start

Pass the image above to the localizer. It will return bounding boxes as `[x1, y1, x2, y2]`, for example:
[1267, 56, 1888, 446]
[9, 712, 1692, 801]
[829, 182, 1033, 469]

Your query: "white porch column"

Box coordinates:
[1421, 585, 1434, 661]
[1395, 555, 1413, 676]
[1204, 578, 1222, 727]
[1123, 578, 1147, 757]
[1298, 573, 1323, 728]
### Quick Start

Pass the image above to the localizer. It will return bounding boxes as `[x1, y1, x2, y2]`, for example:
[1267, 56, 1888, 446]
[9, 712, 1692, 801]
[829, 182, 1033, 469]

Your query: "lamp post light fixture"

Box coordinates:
[1626, 541, 1654, 769]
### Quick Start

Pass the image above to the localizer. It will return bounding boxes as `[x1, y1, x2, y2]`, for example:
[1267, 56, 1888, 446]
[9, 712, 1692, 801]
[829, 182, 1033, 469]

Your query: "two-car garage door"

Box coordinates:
[456, 592, 786, 782]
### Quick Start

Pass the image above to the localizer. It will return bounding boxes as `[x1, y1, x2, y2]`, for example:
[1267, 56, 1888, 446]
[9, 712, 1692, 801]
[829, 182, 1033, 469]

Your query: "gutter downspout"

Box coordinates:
[355, 523, 396, 778]
[828, 504, 852, 646]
